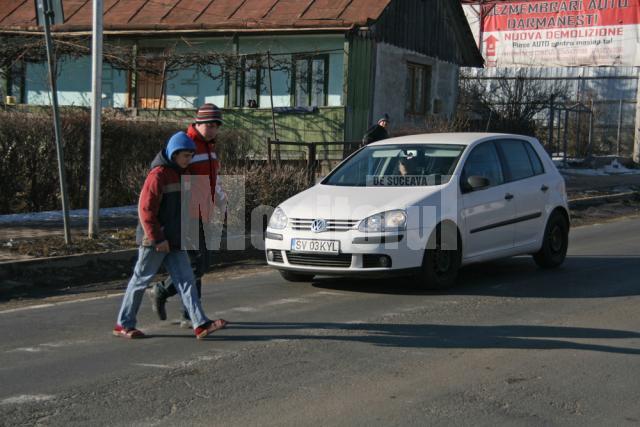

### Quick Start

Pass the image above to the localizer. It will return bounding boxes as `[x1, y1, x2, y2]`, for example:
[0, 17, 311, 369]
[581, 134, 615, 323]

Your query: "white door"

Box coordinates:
[496, 140, 549, 248]
[460, 141, 516, 259]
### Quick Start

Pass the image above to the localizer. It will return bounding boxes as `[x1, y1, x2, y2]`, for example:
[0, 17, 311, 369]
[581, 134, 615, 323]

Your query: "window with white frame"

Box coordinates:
[293, 55, 328, 107]
[234, 56, 265, 108]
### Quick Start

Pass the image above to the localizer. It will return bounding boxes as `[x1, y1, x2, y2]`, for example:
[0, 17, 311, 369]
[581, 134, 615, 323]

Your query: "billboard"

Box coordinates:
[468, 0, 640, 67]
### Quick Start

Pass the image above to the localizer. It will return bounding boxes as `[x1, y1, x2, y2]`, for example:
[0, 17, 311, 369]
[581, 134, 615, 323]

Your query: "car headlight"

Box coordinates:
[358, 210, 407, 232]
[268, 207, 288, 230]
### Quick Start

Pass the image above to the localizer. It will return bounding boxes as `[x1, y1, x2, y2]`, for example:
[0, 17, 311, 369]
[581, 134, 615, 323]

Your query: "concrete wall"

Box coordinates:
[371, 42, 459, 132]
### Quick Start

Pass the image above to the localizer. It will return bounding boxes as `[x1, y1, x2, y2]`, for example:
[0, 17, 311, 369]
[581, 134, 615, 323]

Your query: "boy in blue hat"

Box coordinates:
[113, 131, 228, 339]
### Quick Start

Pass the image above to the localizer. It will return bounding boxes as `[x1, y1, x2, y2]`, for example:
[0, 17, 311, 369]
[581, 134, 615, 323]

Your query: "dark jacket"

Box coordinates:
[362, 124, 389, 145]
[135, 150, 188, 249]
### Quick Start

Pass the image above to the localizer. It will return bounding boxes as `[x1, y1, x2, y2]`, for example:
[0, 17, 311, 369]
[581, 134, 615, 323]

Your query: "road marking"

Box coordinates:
[0, 293, 123, 315]
[0, 394, 55, 405]
[6, 340, 89, 354]
[217, 291, 346, 316]
[40, 340, 89, 348]
[266, 298, 310, 305]
[134, 363, 172, 369]
[132, 354, 232, 372]
[231, 307, 258, 312]
[8, 347, 41, 353]
[0, 286, 347, 317]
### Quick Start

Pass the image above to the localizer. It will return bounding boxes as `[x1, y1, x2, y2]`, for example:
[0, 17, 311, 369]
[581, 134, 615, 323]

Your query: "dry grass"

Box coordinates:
[1, 228, 137, 258]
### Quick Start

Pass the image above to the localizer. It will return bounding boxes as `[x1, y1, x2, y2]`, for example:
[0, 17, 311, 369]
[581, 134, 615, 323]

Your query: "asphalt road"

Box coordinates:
[1, 218, 639, 426]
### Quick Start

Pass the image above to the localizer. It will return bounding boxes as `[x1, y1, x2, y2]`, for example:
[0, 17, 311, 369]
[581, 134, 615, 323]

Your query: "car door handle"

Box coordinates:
[505, 193, 514, 200]
[540, 185, 549, 192]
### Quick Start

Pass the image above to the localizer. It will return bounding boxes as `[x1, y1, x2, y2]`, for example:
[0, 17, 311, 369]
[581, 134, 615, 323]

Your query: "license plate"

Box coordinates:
[291, 239, 339, 254]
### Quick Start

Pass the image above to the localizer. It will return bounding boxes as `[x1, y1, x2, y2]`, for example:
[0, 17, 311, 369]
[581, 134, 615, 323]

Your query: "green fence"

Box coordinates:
[137, 106, 346, 153]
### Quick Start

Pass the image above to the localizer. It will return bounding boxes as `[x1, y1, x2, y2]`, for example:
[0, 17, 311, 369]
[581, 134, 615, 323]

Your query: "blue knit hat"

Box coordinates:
[165, 131, 196, 159]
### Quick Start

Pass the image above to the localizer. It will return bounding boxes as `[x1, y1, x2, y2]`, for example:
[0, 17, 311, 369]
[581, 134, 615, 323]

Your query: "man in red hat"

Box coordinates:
[148, 103, 226, 327]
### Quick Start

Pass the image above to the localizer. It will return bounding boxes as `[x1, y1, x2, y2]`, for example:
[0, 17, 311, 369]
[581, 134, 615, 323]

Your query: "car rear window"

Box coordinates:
[523, 141, 545, 175]
[498, 140, 535, 181]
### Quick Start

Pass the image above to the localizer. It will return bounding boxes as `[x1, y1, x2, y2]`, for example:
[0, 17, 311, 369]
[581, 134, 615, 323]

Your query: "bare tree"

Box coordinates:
[458, 68, 569, 137]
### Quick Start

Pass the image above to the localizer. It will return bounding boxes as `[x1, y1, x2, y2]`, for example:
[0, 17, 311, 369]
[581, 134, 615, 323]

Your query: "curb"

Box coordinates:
[1, 249, 138, 289]
[568, 191, 639, 208]
[1, 234, 264, 291]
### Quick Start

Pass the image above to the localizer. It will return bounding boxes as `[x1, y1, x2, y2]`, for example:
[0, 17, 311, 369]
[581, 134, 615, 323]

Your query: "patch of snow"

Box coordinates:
[560, 168, 608, 176]
[552, 155, 585, 164]
[0, 394, 55, 405]
[559, 159, 640, 176]
[0, 205, 137, 225]
[603, 159, 638, 174]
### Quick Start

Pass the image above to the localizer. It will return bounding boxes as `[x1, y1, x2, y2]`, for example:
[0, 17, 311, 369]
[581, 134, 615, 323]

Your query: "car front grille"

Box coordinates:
[285, 251, 353, 268]
[291, 218, 360, 232]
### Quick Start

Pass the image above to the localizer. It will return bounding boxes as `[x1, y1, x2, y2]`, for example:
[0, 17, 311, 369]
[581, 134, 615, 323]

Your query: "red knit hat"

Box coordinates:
[195, 103, 223, 125]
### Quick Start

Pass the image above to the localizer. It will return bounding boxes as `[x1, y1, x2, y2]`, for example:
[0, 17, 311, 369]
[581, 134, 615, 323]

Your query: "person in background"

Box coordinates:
[398, 156, 417, 176]
[362, 113, 390, 145]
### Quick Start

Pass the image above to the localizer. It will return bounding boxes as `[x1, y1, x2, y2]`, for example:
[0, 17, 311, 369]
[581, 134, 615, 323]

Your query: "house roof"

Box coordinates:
[0, 0, 393, 33]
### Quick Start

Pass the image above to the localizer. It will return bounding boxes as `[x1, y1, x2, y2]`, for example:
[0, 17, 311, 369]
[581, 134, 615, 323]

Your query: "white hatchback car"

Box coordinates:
[265, 133, 570, 289]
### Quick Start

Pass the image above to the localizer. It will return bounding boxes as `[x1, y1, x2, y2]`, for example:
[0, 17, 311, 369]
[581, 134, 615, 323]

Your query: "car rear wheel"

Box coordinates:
[279, 270, 315, 282]
[533, 211, 569, 269]
[416, 225, 461, 290]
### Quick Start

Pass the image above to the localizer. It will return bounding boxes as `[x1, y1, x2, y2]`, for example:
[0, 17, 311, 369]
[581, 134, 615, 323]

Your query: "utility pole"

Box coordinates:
[266, 51, 278, 142]
[616, 99, 623, 158]
[266, 51, 280, 165]
[88, 0, 103, 238]
[635, 70, 640, 164]
[547, 95, 555, 153]
[38, 0, 71, 244]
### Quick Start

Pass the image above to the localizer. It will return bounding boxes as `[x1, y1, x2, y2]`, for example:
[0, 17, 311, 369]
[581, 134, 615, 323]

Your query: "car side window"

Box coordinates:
[497, 140, 534, 181]
[523, 141, 545, 175]
[461, 142, 504, 188]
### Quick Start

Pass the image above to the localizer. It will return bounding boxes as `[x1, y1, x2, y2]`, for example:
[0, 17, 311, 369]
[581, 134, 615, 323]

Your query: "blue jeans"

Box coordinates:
[117, 246, 210, 330]
[155, 219, 212, 319]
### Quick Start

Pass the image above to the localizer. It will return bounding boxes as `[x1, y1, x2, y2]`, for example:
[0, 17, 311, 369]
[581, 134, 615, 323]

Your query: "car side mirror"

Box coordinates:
[468, 175, 490, 189]
[463, 176, 490, 192]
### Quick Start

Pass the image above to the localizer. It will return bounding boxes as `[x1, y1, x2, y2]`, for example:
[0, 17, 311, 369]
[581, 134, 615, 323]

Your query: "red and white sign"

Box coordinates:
[470, 0, 640, 66]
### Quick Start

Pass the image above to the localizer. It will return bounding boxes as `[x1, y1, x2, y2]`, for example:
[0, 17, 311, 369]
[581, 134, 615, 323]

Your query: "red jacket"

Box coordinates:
[186, 124, 223, 220]
[136, 151, 186, 248]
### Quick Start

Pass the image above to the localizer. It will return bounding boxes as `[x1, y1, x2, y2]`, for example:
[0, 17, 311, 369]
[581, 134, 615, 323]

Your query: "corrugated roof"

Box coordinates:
[0, 0, 393, 32]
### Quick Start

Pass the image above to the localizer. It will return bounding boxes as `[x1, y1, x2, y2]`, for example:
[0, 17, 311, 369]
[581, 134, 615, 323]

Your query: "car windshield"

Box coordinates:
[322, 144, 465, 187]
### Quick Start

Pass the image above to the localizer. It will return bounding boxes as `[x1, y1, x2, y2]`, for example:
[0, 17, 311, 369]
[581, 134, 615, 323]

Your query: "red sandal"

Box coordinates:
[113, 324, 146, 339]
[195, 319, 228, 339]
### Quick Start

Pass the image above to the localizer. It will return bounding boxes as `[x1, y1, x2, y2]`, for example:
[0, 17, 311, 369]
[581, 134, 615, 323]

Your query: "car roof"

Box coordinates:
[370, 132, 534, 147]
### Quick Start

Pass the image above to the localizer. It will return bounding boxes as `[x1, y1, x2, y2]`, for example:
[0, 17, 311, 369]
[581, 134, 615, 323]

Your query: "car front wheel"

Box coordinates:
[279, 270, 315, 282]
[416, 225, 461, 290]
[533, 211, 569, 269]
